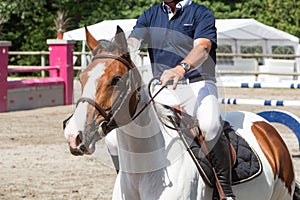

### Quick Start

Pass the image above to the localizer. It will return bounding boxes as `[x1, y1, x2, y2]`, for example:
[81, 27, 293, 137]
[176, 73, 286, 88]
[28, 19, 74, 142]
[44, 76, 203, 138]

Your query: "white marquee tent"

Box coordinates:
[64, 19, 137, 41]
[64, 18, 299, 54]
[216, 19, 299, 55]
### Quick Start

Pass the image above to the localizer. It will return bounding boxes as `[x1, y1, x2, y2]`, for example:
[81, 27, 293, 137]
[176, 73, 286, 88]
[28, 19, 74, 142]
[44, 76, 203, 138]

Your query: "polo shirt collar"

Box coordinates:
[162, 0, 192, 13]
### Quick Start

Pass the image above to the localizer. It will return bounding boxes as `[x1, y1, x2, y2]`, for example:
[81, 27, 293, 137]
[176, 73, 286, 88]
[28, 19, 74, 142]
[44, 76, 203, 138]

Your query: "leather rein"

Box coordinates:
[63, 54, 197, 137]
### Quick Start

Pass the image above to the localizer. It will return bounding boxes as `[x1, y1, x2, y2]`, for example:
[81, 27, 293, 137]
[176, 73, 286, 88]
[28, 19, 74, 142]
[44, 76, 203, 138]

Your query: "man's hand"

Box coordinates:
[160, 65, 185, 89]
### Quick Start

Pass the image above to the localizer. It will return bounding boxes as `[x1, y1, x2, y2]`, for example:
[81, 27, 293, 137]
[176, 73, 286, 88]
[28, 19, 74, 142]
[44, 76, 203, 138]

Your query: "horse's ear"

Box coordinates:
[114, 25, 128, 55]
[85, 25, 98, 51]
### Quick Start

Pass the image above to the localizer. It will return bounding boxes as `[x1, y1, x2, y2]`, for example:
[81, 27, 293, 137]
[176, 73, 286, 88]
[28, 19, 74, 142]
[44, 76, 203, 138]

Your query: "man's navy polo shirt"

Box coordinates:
[129, 2, 217, 81]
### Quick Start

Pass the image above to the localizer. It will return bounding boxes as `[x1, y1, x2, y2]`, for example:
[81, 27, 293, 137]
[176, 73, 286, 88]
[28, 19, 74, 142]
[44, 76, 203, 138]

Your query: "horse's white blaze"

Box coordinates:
[64, 63, 105, 142]
[82, 63, 105, 98]
[64, 103, 88, 142]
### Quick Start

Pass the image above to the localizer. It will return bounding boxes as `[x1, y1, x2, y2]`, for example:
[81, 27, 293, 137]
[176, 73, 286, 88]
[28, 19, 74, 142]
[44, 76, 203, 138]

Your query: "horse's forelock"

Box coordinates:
[92, 39, 116, 55]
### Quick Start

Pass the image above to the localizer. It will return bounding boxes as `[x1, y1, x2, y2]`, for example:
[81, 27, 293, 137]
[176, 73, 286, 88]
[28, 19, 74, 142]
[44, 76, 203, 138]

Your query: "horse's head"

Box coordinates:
[64, 26, 141, 156]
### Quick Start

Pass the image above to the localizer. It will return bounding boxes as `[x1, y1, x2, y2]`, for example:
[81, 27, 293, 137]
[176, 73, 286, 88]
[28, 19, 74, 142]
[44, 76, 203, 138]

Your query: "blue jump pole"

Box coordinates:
[219, 82, 300, 89]
[219, 98, 300, 107]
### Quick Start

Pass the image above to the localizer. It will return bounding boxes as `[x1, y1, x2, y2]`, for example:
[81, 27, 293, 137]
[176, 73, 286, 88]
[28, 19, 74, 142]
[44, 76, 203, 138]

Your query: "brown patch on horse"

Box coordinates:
[251, 121, 294, 194]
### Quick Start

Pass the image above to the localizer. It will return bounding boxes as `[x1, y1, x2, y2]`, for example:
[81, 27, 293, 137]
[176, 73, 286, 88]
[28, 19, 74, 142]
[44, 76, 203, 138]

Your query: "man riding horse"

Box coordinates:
[126, 0, 235, 199]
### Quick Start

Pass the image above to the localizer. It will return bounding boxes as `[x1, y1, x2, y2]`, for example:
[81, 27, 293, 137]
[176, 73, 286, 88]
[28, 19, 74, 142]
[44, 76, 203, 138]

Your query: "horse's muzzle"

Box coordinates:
[67, 131, 93, 156]
[69, 143, 93, 156]
[69, 145, 85, 156]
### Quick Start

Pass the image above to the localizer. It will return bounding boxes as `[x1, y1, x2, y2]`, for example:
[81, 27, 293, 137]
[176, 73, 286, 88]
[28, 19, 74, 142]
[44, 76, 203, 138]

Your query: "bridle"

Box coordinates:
[77, 54, 135, 121]
[63, 54, 139, 136]
[62, 53, 196, 137]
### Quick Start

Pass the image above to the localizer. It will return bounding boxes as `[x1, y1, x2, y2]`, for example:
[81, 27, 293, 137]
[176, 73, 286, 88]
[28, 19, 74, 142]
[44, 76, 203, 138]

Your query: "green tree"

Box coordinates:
[197, 0, 300, 38]
[1, 0, 57, 65]
[0, 0, 299, 67]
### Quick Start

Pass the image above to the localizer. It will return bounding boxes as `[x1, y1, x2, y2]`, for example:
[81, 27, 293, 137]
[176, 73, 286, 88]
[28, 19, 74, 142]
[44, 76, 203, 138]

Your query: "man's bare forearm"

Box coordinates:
[181, 38, 212, 71]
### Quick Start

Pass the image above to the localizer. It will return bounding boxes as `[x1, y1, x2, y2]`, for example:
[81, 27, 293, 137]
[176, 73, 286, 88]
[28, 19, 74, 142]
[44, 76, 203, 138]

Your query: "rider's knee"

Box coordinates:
[199, 119, 222, 141]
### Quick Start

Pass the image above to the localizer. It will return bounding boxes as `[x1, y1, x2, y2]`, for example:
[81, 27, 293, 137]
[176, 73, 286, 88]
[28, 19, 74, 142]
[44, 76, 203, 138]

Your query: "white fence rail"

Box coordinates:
[7, 51, 300, 81]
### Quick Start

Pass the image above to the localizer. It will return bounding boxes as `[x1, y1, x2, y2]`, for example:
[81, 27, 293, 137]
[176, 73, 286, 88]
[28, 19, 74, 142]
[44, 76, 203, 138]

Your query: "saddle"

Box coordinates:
[166, 105, 262, 187]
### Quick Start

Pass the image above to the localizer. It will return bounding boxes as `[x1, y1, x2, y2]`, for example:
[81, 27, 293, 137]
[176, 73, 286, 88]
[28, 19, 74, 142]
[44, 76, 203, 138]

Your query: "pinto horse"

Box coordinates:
[64, 26, 300, 200]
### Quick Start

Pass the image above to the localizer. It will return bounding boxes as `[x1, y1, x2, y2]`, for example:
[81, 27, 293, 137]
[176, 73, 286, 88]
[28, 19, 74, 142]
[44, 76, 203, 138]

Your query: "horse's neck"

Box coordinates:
[117, 93, 187, 173]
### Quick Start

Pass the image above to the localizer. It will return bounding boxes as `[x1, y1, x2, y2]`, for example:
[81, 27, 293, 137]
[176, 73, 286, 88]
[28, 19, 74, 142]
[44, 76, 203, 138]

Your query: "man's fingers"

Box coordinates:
[160, 71, 169, 86]
[172, 77, 179, 89]
[160, 76, 168, 86]
[160, 68, 183, 89]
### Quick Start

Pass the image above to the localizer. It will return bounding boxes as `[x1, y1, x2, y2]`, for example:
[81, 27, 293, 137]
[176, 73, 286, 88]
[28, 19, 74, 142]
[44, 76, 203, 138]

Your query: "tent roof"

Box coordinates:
[64, 19, 137, 41]
[64, 18, 299, 43]
[216, 19, 298, 42]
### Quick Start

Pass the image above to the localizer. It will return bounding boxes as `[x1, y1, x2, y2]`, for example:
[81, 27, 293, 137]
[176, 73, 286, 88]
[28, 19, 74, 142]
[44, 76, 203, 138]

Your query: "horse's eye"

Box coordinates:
[111, 76, 121, 86]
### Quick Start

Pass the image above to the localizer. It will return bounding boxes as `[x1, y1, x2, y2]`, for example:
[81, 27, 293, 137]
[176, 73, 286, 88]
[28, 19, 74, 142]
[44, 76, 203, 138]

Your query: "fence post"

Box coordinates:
[0, 41, 11, 112]
[47, 39, 75, 105]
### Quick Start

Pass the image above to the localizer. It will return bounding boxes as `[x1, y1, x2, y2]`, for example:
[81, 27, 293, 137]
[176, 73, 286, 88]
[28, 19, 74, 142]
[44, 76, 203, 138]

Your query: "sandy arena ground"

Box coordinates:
[0, 85, 300, 200]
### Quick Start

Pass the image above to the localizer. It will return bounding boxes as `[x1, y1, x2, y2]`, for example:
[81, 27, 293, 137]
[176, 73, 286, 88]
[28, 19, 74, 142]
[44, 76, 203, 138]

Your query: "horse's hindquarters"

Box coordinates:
[223, 111, 295, 199]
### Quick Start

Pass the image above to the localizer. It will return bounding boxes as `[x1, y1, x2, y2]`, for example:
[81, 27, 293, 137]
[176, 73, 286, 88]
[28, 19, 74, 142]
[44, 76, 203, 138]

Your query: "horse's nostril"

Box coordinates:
[69, 131, 86, 156]
[76, 131, 83, 146]
[79, 144, 87, 152]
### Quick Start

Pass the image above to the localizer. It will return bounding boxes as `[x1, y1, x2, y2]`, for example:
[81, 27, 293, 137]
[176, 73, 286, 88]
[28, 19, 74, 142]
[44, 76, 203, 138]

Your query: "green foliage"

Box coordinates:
[0, 0, 299, 66]
[196, 0, 300, 38]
